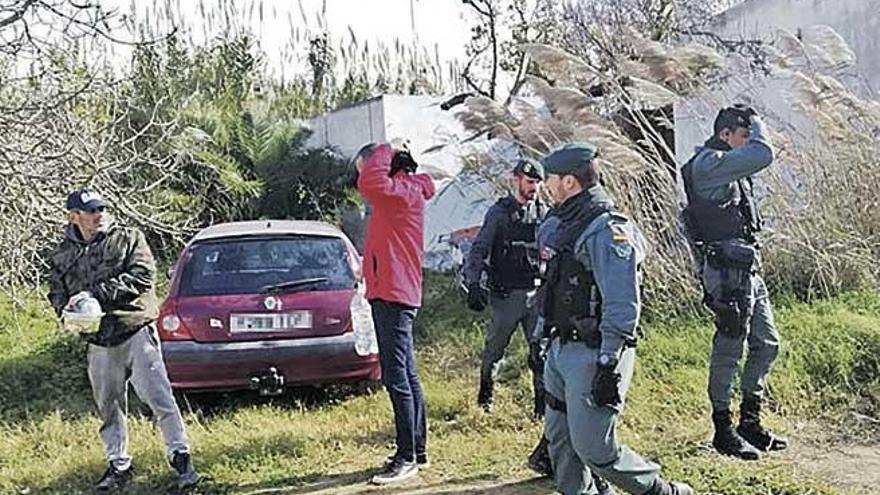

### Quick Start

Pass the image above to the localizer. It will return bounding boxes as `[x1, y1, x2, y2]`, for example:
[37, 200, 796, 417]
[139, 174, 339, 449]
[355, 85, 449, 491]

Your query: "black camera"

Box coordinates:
[389, 150, 418, 177]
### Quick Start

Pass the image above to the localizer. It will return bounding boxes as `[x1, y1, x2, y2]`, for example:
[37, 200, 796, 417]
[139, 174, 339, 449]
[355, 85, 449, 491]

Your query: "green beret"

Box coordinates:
[512, 158, 544, 180]
[541, 143, 598, 176]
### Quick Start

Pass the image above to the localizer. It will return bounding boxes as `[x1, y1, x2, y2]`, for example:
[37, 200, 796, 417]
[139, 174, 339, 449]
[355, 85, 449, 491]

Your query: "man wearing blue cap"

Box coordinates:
[47, 188, 199, 491]
[681, 105, 787, 460]
[539, 145, 693, 495]
[464, 158, 548, 416]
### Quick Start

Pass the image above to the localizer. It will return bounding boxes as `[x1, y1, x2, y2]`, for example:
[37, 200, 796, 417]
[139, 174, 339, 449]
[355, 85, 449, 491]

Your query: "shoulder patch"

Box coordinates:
[609, 240, 634, 259]
[608, 215, 631, 244]
[610, 224, 628, 243]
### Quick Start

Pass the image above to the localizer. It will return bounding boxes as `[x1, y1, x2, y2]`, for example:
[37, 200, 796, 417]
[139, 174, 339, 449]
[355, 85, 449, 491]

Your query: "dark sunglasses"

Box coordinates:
[79, 206, 106, 214]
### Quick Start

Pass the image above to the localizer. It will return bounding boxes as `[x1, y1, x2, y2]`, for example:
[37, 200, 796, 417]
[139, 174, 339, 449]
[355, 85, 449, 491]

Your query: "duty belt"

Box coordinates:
[545, 391, 567, 413]
[550, 322, 601, 349]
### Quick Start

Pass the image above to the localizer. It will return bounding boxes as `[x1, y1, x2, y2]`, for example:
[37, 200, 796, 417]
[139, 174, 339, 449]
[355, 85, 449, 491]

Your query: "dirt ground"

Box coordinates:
[234, 422, 880, 495]
[783, 419, 880, 495]
[237, 473, 555, 495]
[786, 440, 880, 494]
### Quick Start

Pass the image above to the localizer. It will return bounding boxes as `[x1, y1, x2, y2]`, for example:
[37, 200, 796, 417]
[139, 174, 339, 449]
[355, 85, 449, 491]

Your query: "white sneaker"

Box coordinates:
[370, 459, 419, 485]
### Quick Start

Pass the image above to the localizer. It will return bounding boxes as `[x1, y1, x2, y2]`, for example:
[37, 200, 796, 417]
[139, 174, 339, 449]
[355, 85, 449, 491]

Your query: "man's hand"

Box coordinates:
[65, 291, 93, 311]
[466, 282, 487, 311]
[591, 355, 622, 408]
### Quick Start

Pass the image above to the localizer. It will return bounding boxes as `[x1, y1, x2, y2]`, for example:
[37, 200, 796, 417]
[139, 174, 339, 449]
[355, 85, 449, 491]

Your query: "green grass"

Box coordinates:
[0, 274, 878, 494]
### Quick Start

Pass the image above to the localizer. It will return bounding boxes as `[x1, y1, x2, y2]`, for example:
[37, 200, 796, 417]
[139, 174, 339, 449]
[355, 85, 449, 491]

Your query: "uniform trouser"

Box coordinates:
[543, 339, 660, 495]
[87, 325, 190, 471]
[480, 289, 541, 389]
[704, 271, 780, 411]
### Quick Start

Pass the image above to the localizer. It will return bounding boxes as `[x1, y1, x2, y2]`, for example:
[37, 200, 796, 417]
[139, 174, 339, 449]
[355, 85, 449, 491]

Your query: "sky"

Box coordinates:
[96, 0, 474, 78]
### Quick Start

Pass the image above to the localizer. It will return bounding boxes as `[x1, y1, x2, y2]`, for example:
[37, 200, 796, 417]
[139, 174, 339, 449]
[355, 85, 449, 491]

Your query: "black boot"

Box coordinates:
[737, 398, 788, 451]
[647, 477, 694, 495]
[592, 472, 617, 495]
[477, 379, 494, 412]
[170, 451, 201, 489]
[526, 436, 552, 477]
[94, 464, 134, 492]
[712, 409, 760, 460]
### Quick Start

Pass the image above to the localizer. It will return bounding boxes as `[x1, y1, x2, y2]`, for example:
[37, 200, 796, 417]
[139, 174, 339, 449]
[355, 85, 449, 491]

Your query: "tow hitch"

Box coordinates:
[249, 366, 285, 396]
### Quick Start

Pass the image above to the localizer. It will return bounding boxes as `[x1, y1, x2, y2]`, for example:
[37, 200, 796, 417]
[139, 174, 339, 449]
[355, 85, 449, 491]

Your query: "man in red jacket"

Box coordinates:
[355, 142, 436, 485]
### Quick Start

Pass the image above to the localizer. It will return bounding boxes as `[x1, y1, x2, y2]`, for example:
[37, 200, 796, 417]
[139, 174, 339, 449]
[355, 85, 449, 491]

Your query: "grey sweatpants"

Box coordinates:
[87, 325, 190, 470]
[703, 269, 780, 411]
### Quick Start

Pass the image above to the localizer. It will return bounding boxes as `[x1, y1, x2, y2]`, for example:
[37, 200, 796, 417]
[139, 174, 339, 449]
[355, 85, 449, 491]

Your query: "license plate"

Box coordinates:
[229, 311, 313, 332]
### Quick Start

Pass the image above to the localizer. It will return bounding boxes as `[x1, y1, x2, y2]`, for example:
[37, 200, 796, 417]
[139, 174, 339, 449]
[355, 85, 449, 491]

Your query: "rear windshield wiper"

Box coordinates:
[260, 277, 329, 294]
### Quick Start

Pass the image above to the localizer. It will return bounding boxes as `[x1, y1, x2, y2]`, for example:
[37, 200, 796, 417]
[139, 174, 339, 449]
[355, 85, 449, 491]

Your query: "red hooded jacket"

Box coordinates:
[357, 144, 436, 308]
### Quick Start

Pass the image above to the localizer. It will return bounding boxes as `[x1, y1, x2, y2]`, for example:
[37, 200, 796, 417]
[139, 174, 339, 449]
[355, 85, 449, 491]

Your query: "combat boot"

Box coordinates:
[592, 472, 617, 495]
[526, 436, 552, 477]
[646, 477, 694, 495]
[477, 379, 494, 413]
[712, 409, 760, 460]
[737, 398, 788, 451]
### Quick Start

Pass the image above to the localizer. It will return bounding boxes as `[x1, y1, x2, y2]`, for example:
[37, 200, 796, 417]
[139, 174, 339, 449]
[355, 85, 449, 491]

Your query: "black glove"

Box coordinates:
[592, 360, 622, 408]
[466, 282, 487, 311]
[527, 341, 545, 374]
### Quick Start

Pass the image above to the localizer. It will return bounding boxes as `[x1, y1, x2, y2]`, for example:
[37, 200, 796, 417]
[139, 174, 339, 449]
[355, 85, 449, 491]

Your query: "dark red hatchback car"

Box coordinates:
[158, 220, 380, 394]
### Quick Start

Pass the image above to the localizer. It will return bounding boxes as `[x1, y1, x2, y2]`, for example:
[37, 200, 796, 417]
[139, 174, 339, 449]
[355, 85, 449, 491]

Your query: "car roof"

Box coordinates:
[191, 220, 347, 243]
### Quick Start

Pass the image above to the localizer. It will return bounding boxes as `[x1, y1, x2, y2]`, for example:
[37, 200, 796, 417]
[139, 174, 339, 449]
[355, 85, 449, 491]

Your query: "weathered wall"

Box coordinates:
[306, 96, 386, 156]
[675, 0, 879, 163]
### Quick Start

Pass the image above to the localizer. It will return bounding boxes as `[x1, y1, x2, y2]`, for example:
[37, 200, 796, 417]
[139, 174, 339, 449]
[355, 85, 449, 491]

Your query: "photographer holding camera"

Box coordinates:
[681, 105, 788, 460]
[354, 143, 435, 485]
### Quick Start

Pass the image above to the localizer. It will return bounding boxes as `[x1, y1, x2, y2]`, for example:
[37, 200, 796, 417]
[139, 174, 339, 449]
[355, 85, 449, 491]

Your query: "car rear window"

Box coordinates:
[178, 235, 355, 296]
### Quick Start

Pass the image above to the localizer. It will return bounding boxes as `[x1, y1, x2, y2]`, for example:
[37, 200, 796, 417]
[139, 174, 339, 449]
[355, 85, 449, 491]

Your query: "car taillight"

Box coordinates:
[159, 303, 193, 341]
[162, 314, 181, 332]
[350, 286, 378, 356]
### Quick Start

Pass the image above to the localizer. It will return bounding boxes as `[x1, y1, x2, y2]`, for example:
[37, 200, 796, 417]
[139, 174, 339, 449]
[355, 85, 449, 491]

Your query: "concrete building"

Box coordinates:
[306, 94, 503, 269]
[674, 0, 879, 163]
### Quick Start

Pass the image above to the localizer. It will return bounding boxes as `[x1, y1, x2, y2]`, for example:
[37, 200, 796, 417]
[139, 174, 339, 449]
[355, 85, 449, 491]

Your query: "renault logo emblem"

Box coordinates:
[264, 296, 282, 311]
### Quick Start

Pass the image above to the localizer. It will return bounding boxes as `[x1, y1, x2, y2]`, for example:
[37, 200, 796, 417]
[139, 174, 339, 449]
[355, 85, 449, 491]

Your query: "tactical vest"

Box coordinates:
[490, 198, 545, 291]
[544, 250, 601, 334]
[681, 152, 762, 244]
[542, 203, 611, 340]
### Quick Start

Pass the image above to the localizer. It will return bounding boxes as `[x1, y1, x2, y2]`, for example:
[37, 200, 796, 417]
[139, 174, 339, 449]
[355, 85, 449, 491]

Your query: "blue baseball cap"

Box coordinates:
[66, 188, 107, 211]
[541, 143, 598, 176]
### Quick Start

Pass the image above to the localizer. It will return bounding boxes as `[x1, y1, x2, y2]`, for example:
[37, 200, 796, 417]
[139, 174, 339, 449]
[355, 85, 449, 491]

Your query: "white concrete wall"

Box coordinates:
[306, 96, 386, 157]
[674, 0, 879, 163]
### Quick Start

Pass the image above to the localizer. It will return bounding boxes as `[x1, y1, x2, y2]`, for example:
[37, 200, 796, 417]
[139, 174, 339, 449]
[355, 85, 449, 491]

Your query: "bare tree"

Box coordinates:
[0, 1, 181, 295]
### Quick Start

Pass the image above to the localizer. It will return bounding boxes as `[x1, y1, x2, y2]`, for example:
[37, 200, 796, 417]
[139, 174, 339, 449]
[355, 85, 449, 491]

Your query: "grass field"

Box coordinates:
[0, 274, 878, 494]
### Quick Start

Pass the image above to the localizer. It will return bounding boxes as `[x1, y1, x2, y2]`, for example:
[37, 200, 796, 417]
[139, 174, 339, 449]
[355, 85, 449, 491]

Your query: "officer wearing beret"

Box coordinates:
[464, 158, 548, 415]
[540, 144, 693, 495]
[681, 105, 787, 460]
